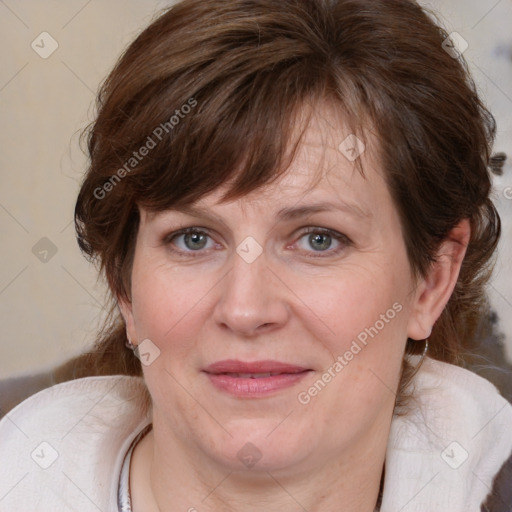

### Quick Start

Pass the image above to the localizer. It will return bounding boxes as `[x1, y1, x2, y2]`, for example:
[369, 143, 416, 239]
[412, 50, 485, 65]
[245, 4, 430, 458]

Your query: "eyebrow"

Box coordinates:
[276, 201, 372, 221]
[167, 200, 371, 223]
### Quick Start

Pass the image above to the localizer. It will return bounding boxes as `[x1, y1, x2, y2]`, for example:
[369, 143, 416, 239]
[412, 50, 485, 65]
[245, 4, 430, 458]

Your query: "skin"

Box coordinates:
[120, 102, 470, 512]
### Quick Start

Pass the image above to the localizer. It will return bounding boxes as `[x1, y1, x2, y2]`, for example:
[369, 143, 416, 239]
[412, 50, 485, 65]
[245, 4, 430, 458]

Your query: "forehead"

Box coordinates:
[145, 102, 387, 221]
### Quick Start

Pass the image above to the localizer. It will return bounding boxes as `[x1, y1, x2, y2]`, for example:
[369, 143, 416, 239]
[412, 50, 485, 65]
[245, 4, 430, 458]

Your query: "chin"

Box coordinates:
[207, 426, 312, 474]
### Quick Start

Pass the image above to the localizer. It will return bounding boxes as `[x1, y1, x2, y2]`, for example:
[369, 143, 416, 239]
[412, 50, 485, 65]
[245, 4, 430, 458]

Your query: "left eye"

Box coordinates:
[295, 229, 349, 255]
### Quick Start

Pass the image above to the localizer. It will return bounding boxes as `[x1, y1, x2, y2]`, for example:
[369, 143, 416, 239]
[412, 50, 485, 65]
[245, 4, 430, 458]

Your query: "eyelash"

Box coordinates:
[163, 226, 352, 258]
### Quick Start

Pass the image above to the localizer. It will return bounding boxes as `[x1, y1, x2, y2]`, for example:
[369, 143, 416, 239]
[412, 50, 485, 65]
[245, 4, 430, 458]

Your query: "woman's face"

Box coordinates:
[121, 105, 431, 475]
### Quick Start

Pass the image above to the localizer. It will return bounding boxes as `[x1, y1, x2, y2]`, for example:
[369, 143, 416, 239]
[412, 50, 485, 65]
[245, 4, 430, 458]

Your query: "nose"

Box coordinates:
[212, 246, 290, 337]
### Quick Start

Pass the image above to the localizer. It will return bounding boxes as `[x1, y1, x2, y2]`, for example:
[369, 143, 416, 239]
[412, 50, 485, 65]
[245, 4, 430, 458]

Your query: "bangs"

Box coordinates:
[86, 2, 370, 215]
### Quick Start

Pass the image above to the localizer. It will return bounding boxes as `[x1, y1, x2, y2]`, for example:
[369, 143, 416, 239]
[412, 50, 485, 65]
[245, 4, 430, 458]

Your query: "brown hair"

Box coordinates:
[69, 0, 500, 407]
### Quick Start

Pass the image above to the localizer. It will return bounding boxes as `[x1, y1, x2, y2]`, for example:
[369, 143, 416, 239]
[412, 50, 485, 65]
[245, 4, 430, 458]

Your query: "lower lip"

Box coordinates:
[205, 371, 311, 397]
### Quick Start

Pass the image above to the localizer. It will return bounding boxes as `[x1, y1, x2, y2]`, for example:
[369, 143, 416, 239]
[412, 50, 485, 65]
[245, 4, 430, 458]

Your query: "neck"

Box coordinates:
[130, 425, 386, 512]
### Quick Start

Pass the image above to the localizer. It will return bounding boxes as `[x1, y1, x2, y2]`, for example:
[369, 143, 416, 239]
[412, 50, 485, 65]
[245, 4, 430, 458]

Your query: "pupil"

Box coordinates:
[310, 233, 331, 251]
[186, 232, 206, 250]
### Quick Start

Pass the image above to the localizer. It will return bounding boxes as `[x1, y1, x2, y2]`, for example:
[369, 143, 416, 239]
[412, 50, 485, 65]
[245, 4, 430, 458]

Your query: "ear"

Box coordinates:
[407, 219, 471, 340]
[118, 294, 138, 346]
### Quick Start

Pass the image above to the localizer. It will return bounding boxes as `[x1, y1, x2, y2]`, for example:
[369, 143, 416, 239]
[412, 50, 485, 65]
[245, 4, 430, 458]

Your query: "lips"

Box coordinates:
[204, 359, 310, 376]
[203, 360, 312, 397]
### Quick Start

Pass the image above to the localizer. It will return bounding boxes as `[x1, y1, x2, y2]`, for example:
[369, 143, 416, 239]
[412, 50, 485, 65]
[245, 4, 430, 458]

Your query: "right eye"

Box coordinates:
[164, 227, 219, 256]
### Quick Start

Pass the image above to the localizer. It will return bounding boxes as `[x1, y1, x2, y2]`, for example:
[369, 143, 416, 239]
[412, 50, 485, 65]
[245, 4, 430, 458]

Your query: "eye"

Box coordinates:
[165, 227, 217, 254]
[295, 228, 351, 256]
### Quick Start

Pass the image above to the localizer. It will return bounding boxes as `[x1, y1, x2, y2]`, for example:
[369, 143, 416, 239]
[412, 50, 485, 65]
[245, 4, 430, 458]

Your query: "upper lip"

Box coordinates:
[204, 360, 310, 375]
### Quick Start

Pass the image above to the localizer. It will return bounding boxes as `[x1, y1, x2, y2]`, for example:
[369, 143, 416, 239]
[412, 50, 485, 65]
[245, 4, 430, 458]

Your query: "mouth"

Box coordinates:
[214, 372, 301, 378]
[203, 360, 312, 397]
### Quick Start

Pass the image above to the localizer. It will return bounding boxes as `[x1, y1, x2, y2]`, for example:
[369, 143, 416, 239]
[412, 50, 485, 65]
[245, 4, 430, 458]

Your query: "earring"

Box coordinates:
[416, 327, 431, 364]
[419, 337, 429, 362]
[409, 337, 429, 379]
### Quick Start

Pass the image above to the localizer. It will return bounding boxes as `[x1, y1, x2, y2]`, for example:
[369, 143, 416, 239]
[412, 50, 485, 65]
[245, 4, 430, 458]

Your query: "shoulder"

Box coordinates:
[381, 357, 512, 511]
[408, 357, 512, 460]
[0, 374, 150, 443]
[407, 356, 511, 432]
[414, 355, 505, 392]
[418, 359, 512, 512]
[0, 375, 151, 510]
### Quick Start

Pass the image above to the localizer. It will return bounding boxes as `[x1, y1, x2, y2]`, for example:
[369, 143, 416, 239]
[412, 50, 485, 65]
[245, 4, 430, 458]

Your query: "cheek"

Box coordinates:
[129, 257, 214, 353]
[300, 261, 410, 351]
[295, 258, 412, 405]
[295, 269, 410, 440]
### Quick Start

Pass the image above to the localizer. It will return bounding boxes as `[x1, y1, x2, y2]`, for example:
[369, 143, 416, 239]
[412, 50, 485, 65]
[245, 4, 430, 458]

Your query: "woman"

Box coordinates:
[0, 0, 511, 510]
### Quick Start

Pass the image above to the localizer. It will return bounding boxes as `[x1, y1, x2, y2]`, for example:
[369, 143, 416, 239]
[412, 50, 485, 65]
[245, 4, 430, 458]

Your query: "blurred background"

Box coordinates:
[0, 0, 511, 382]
